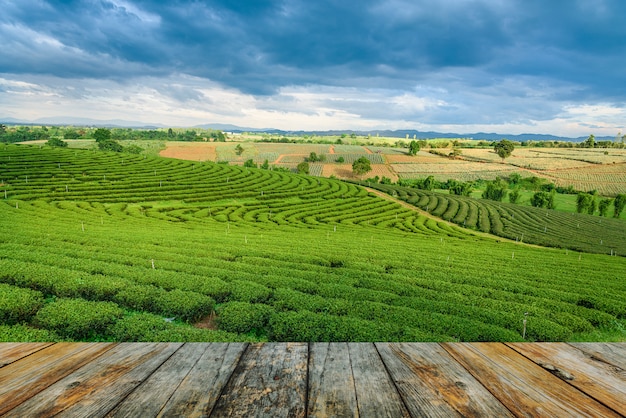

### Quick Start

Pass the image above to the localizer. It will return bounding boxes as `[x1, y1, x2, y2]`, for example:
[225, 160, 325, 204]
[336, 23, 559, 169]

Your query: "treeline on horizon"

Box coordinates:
[1, 124, 625, 149]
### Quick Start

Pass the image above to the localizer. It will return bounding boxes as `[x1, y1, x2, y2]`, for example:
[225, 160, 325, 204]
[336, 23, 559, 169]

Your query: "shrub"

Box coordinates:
[114, 285, 215, 321]
[228, 280, 272, 303]
[109, 312, 247, 342]
[109, 312, 173, 341]
[217, 302, 275, 334]
[0, 324, 62, 342]
[114, 284, 161, 312]
[0, 283, 44, 324]
[268, 310, 388, 341]
[34, 298, 124, 340]
[155, 289, 215, 322]
[46, 138, 68, 148]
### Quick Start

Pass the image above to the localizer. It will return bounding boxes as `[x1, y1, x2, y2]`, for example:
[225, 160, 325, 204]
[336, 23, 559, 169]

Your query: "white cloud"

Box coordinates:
[0, 73, 624, 137]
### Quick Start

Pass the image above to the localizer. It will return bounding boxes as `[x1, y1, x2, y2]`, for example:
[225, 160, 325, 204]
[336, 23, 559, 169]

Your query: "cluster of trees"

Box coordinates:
[0, 125, 50, 142]
[576, 193, 625, 217]
[0, 124, 227, 143]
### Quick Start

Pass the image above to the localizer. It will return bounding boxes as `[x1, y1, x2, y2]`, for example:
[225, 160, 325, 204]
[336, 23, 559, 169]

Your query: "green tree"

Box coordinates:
[531, 191, 555, 209]
[509, 188, 521, 204]
[614, 194, 626, 218]
[260, 159, 270, 170]
[63, 129, 81, 139]
[598, 198, 612, 217]
[408, 140, 420, 156]
[494, 139, 515, 161]
[307, 152, 319, 162]
[584, 134, 595, 148]
[297, 161, 309, 174]
[448, 180, 472, 196]
[98, 139, 123, 152]
[352, 156, 372, 178]
[243, 159, 256, 168]
[576, 193, 594, 214]
[235, 144, 244, 156]
[46, 138, 68, 148]
[482, 178, 508, 201]
[335, 156, 345, 163]
[93, 128, 111, 143]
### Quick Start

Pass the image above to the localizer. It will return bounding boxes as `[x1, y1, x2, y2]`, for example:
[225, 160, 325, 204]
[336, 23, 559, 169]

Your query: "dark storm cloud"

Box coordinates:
[1, 0, 625, 107]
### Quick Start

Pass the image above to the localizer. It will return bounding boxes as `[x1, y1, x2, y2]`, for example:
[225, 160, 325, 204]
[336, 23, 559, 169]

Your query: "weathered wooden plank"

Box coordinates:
[0, 342, 116, 416]
[211, 342, 308, 418]
[0, 342, 53, 368]
[507, 342, 626, 415]
[443, 342, 621, 417]
[570, 342, 626, 370]
[376, 343, 511, 417]
[156, 343, 247, 418]
[5, 342, 182, 417]
[307, 342, 358, 418]
[106, 343, 214, 417]
[350, 343, 410, 418]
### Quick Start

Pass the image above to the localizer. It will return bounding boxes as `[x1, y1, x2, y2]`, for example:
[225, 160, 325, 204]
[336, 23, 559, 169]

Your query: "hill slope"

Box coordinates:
[1, 144, 625, 342]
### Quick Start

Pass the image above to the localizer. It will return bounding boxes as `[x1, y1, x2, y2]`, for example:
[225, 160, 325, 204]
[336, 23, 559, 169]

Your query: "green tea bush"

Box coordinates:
[34, 298, 124, 340]
[114, 285, 214, 321]
[109, 313, 254, 342]
[228, 280, 272, 303]
[269, 310, 390, 341]
[0, 324, 62, 342]
[155, 288, 215, 322]
[109, 312, 170, 341]
[0, 283, 44, 324]
[114, 284, 161, 312]
[217, 302, 275, 334]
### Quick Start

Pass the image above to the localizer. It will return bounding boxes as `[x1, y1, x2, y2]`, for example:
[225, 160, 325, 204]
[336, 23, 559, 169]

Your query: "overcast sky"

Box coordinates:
[1, 0, 625, 136]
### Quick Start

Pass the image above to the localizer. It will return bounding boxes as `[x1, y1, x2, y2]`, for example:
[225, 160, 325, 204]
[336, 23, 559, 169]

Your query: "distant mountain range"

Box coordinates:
[1, 116, 616, 142]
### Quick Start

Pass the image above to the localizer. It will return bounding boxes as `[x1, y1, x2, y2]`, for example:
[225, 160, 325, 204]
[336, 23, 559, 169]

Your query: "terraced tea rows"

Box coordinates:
[364, 182, 626, 255]
[1, 144, 625, 343]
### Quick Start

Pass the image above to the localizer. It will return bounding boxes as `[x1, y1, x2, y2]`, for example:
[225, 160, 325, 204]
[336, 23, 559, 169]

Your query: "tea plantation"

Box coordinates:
[1, 144, 625, 342]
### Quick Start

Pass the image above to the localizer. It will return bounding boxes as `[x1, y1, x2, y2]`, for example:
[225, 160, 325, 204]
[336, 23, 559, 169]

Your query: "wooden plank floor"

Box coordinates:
[0, 342, 624, 417]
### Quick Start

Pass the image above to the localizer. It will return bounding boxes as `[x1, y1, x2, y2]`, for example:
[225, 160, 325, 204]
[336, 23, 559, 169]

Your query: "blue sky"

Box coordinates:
[1, 0, 625, 136]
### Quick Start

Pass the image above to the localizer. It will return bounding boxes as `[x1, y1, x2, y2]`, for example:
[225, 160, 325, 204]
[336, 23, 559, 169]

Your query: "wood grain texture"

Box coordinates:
[0, 342, 53, 368]
[5, 342, 181, 417]
[211, 342, 308, 418]
[157, 343, 247, 418]
[377, 343, 511, 417]
[570, 342, 626, 370]
[352, 343, 410, 418]
[0, 342, 116, 416]
[507, 342, 626, 415]
[106, 343, 209, 417]
[443, 342, 620, 417]
[307, 342, 358, 418]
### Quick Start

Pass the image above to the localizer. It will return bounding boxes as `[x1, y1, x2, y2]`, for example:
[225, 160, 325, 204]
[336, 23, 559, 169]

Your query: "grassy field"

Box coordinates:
[1, 144, 625, 343]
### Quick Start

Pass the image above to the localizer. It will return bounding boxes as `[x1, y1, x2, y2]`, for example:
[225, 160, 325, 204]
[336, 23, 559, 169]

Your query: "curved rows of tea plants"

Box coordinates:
[363, 182, 626, 256]
[1, 144, 625, 343]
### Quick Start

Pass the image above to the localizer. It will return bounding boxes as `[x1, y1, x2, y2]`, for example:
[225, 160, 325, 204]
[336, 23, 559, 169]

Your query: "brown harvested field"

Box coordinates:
[159, 142, 217, 161]
[159, 142, 626, 194]
[322, 163, 398, 181]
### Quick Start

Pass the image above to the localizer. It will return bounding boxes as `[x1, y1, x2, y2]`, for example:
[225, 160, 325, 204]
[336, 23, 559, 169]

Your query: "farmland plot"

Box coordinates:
[3, 145, 625, 343]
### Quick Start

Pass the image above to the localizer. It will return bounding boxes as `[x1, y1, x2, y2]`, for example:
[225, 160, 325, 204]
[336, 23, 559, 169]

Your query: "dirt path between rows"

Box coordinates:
[364, 187, 540, 247]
